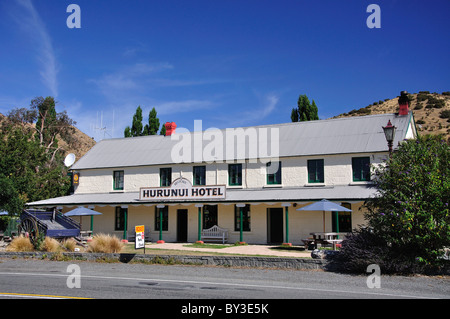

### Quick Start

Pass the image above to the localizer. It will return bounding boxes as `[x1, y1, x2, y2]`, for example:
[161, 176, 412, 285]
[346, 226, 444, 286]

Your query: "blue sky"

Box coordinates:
[0, 0, 449, 140]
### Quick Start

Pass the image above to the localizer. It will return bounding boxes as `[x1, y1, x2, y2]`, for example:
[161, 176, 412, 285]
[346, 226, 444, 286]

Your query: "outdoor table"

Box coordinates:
[326, 239, 343, 250]
[309, 232, 345, 249]
[80, 230, 93, 239]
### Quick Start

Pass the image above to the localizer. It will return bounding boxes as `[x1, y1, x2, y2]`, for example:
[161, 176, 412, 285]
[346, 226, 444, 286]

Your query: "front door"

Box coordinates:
[267, 208, 283, 244]
[177, 209, 188, 242]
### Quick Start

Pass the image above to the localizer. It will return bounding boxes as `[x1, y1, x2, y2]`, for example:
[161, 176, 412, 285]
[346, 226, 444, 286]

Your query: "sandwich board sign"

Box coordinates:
[135, 225, 145, 252]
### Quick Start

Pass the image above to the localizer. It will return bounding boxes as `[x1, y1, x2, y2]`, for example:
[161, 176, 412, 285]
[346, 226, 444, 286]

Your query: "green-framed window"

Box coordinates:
[193, 166, 206, 186]
[113, 170, 124, 190]
[352, 157, 371, 181]
[307, 159, 324, 183]
[234, 204, 251, 231]
[228, 163, 242, 186]
[160, 167, 172, 186]
[332, 203, 352, 233]
[114, 206, 127, 231]
[266, 161, 282, 185]
[154, 206, 168, 231]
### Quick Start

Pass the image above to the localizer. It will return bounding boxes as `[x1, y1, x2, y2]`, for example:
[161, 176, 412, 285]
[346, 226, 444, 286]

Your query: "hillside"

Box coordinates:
[0, 112, 95, 160]
[332, 91, 450, 141]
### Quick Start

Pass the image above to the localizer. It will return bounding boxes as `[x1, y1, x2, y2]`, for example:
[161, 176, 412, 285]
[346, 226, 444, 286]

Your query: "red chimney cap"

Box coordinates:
[164, 122, 177, 136]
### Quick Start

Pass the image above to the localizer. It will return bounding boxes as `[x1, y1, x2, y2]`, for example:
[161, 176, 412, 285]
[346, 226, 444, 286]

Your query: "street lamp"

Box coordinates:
[382, 120, 396, 157]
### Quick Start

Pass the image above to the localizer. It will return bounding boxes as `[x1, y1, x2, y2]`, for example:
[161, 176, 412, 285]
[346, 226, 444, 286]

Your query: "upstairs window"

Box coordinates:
[160, 167, 172, 186]
[113, 171, 124, 190]
[266, 161, 282, 185]
[193, 166, 206, 186]
[228, 164, 242, 186]
[307, 159, 324, 183]
[352, 157, 371, 181]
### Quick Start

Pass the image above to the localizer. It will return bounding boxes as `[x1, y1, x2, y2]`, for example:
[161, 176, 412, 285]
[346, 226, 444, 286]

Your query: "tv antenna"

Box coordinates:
[93, 110, 115, 140]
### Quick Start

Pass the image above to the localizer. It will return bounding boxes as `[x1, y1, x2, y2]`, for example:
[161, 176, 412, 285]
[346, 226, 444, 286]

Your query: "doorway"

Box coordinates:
[267, 208, 283, 244]
[203, 205, 218, 229]
[177, 209, 188, 242]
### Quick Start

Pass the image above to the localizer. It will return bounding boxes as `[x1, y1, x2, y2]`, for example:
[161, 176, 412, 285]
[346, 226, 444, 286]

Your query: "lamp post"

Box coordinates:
[382, 120, 396, 157]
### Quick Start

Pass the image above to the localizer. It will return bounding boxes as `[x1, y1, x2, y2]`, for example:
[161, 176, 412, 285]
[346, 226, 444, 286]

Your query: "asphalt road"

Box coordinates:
[0, 258, 448, 303]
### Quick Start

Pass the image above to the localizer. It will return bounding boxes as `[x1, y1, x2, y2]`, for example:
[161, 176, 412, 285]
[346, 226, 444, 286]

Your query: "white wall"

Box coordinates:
[74, 152, 387, 194]
[62, 201, 367, 245]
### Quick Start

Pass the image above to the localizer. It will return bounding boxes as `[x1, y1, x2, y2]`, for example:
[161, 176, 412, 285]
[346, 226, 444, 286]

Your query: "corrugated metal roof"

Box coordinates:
[27, 185, 376, 207]
[71, 112, 414, 170]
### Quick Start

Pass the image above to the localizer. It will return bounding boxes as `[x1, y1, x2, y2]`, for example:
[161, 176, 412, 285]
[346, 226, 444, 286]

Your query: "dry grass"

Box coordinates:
[40, 237, 62, 252]
[61, 238, 77, 252]
[6, 236, 34, 252]
[87, 233, 123, 253]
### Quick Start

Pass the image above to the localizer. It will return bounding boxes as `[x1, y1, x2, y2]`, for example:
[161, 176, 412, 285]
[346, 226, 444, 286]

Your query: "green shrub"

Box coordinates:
[329, 228, 432, 274]
[364, 135, 450, 267]
[440, 110, 450, 119]
[417, 93, 429, 102]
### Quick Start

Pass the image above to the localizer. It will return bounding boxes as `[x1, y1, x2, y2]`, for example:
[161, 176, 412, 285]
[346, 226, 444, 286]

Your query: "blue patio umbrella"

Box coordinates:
[65, 207, 102, 231]
[0, 210, 8, 216]
[296, 199, 352, 233]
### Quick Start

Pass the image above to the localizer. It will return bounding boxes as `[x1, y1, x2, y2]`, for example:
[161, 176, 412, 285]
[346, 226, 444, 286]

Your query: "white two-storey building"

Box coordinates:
[28, 99, 417, 245]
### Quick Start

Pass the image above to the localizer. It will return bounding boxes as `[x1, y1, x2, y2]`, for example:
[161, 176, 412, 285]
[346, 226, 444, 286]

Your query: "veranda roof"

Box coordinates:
[27, 184, 375, 208]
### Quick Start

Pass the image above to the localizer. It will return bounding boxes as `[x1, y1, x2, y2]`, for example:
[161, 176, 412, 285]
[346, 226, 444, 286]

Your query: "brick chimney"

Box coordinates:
[398, 91, 410, 116]
[164, 122, 177, 136]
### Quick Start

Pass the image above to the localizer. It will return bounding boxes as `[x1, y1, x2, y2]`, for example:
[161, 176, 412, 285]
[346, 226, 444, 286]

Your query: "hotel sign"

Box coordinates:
[139, 178, 226, 201]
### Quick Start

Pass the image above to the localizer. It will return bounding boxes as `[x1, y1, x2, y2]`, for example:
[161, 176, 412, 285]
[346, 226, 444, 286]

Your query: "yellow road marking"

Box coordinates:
[0, 292, 92, 299]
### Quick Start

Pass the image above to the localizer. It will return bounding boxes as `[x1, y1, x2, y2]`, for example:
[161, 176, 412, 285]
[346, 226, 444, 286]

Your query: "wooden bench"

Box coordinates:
[201, 225, 229, 244]
[128, 228, 151, 242]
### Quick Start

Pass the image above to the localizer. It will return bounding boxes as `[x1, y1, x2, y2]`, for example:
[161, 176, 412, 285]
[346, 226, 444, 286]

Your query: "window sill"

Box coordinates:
[303, 183, 326, 187]
[263, 184, 283, 188]
[349, 181, 373, 186]
[227, 185, 243, 189]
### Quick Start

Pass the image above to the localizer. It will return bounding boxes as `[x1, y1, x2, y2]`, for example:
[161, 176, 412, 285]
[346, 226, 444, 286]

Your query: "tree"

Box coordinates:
[0, 97, 74, 215]
[124, 126, 131, 138]
[124, 106, 144, 137]
[159, 123, 166, 136]
[364, 135, 450, 266]
[31, 96, 76, 164]
[291, 94, 319, 122]
[0, 175, 24, 216]
[290, 108, 299, 122]
[0, 124, 71, 215]
[124, 106, 161, 137]
[310, 100, 319, 120]
[144, 107, 160, 135]
[6, 107, 37, 125]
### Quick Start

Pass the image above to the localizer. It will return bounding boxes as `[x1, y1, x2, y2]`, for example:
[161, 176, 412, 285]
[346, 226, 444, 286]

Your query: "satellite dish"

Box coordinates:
[64, 153, 76, 167]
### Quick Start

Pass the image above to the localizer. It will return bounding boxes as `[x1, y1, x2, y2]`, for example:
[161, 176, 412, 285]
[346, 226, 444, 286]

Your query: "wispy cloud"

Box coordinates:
[89, 62, 174, 98]
[12, 0, 58, 97]
[260, 94, 279, 118]
[156, 100, 216, 116]
[209, 93, 279, 128]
